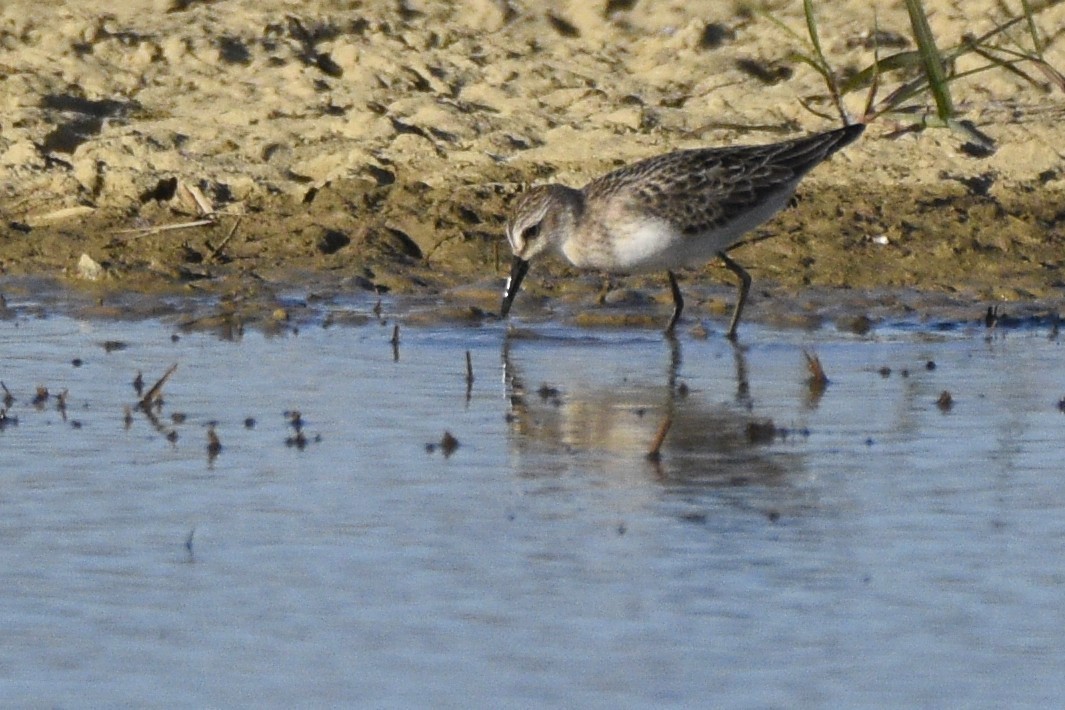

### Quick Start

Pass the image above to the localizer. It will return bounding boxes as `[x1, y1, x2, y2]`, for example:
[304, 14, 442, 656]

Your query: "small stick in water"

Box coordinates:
[207, 423, 222, 463]
[646, 414, 673, 462]
[465, 350, 475, 402]
[804, 350, 829, 400]
[140, 363, 178, 411]
[185, 527, 196, 562]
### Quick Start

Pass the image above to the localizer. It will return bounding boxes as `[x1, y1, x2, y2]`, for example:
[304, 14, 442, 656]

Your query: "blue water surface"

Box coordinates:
[1, 306, 1064, 707]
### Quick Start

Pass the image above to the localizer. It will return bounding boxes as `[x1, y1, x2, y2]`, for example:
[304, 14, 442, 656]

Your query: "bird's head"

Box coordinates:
[500, 184, 583, 319]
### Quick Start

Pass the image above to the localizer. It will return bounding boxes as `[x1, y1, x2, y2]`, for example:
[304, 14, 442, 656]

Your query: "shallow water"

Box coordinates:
[2, 303, 1065, 707]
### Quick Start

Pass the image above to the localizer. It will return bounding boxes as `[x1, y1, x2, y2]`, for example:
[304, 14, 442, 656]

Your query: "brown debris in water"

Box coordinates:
[440, 431, 459, 458]
[804, 350, 829, 389]
[0, 407, 18, 429]
[139, 363, 178, 411]
[646, 414, 672, 462]
[285, 410, 309, 449]
[804, 350, 828, 408]
[746, 419, 778, 445]
[427, 430, 460, 457]
[207, 423, 222, 463]
[32, 386, 49, 409]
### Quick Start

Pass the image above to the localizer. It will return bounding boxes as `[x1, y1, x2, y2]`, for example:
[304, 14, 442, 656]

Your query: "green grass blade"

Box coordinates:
[968, 44, 1047, 89]
[971, 42, 1065, 91]
[761, 11, 808, 46]
[839, 50, 926, 95]
[801, 0, 848, 123]
[803, 0, 828, 70]
[905, 0, 954, 120]
[1021, 0, 1045, 58]
[861, 9, 883, 121]
[856, 0, 1062, 106]
[1031, 56, 1065, 92]
[787, 50, 833, 83]
[869, 60, 1031, 121]
[796, 96, 839, 121]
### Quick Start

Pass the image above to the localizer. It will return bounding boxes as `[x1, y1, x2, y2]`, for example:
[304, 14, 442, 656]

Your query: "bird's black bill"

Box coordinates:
[500, 256, 530, 318]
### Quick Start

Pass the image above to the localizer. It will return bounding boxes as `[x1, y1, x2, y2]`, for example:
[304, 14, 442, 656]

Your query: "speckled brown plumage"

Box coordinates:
[586, 124, 863, 236]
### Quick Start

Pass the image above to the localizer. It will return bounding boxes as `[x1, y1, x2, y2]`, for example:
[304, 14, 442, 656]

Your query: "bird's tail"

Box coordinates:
[777, 123, 865, 174]
[824, 122, 866, 154]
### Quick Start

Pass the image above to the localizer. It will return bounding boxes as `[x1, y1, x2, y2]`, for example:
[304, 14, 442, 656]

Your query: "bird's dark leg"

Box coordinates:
[717, 252, 751, 340]
[596, 274, 616, 305]
[665, 270, 683, 335]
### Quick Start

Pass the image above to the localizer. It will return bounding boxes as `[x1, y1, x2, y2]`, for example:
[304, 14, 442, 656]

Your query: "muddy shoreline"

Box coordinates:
[2, 1, 1063, 329]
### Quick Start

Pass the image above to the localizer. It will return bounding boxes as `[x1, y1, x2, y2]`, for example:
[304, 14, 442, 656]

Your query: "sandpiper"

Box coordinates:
[500, 123, 864, 338]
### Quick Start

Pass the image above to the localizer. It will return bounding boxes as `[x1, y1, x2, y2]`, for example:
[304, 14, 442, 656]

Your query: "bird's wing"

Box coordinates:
[585, 125, 862, 236]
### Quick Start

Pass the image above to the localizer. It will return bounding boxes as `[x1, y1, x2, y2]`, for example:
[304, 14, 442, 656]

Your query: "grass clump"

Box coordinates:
[767, 0, 1065, 150]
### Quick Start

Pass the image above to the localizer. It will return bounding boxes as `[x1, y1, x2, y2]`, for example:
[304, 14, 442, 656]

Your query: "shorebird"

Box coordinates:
[500, 123, 864, 338]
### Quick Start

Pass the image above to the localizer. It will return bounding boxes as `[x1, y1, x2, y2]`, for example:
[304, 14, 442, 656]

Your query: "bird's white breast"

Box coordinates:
[560, 179, 800, 274]
[609, 217, 688, 271]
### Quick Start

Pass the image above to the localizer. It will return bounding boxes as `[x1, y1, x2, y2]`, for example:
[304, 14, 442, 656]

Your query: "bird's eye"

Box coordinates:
[522, 223, 541, 242]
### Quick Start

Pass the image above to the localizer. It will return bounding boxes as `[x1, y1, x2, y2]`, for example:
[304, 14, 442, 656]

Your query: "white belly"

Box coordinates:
[563, 184, 797, 274]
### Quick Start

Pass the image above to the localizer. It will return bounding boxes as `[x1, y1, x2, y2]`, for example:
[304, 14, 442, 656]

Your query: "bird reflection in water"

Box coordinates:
[501, 333, 802, 489]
